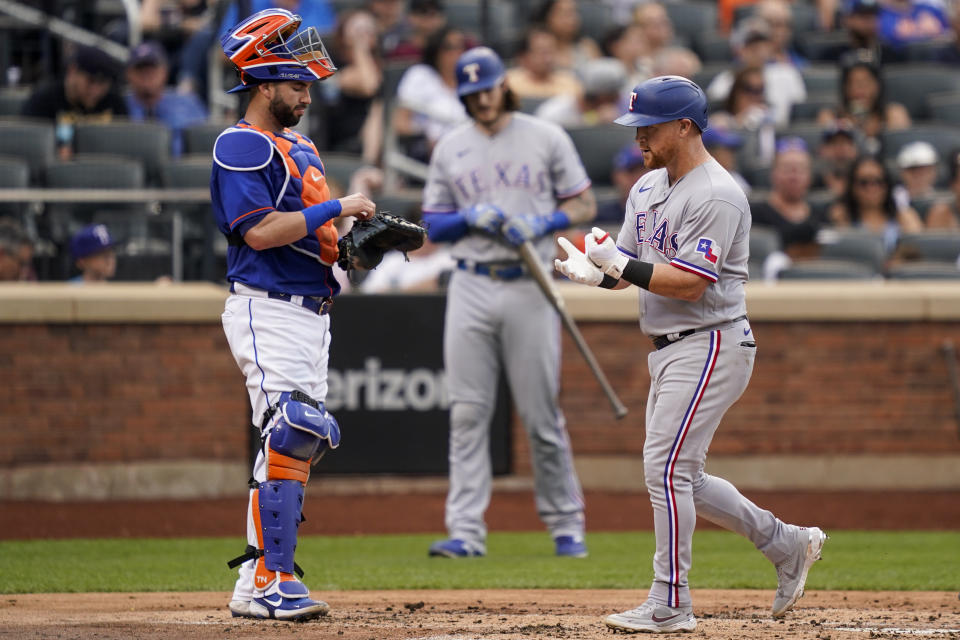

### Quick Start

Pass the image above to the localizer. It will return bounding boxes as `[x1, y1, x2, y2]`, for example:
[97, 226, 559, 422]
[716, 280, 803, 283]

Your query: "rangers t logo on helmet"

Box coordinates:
[220, 8, 336, 94]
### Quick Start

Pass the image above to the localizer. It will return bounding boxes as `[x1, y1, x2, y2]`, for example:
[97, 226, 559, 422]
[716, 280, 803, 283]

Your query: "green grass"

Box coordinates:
[0, 531, 957, 594]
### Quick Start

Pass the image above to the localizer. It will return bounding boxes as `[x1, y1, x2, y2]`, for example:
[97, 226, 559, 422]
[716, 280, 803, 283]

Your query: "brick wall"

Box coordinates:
[2, 320, 958, 470]
[512, 321, 960, 474]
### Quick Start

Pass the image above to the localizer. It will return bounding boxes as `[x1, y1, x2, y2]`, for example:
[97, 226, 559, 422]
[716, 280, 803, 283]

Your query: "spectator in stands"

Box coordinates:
[601, 24, 648, 90]
[505, 26, 583, 101]
[828, 154, 924, 252]
[932, 0, 960, 63]
[124, 41, 207, 158]
[820, 0, 907, 64]
[314, 9, 383, 160]
[710, 66, 777, 175]
[816, 50, 910, 156]
[0, 218, 34, 281]
[535, 57, 627, 127]
[649, 46, 702, 80]
[632, 2, 676, 73]
[895, 141, 939, 206]
[117, 0, 212, 80]
[925, 149, 960, 228]
[756, 0, 806, 66]
[877, 0, 950, 51]
[531, 0, 601, 72]
[706, 17, 806, 127]
[360, 208, 455, 292]
[393, 27, 471, 163]
[21, 45, 127, 160]
[816, 122, 859, 197]
[597, 144, 649, 223]
[369, 0, 409, 55]
[69, 224, 117, 283]
[383, 0, 448, 63]
[752, 137, 826, 259]
[703, 125, 752, 196]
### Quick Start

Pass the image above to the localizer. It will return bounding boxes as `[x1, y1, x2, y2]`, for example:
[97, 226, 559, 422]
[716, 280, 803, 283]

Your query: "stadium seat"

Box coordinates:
[162, 157, 214, 281]
[880, 126, 960, 166]
[896, 231, 960, 262]
[577, 1, 614, 42]
[801, 65, 839, 95]
[777, 258, 878, 280]
[74, 120, 170, 185]
[0, 155, 29, 219]
[776, 123, 825, 153]
[664, 2, 718, 46]
[443, 1, 518, 48]
[565, 124, 635, 187]
[520, 96, 550, 115]
[183, 121, 230, 155]
[797, 31, 849, 62]
[818, 229, 887, 273]
[695, 31, 733, 63]
[382, 61, 412, 107]
[886, 261, 960, 279]
[926, 92, 960, 125]
[883, 65, 960, 120]
[320, 152, 365, 192]
[374, 189, 422, 219]
[692, 63, 728, 93]
[789, 92, 837, 122]
[749, 224, 782, 265]
[0, 88, 29, 117]
[0, 117, 55, 181]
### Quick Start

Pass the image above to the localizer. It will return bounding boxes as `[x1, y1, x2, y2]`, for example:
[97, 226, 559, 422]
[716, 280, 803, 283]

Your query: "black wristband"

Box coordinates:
[599, 274, 619, 289]
[621, 259, 654, 290]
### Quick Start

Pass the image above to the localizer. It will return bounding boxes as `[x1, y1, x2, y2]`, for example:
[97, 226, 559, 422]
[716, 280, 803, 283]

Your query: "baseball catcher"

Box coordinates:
[337, 211, 426, 271]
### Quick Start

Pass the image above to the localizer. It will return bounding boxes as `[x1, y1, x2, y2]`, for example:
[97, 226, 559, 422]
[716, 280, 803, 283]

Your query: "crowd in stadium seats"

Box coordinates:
[1, 0, 959, 285]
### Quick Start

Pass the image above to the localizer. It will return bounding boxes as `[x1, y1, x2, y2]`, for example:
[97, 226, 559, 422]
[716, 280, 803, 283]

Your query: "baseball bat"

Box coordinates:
[518, 241, 628, 420]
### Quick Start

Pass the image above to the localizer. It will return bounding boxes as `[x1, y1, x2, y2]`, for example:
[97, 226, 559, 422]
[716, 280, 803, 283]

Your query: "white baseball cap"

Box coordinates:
[897, 141, 938, 169]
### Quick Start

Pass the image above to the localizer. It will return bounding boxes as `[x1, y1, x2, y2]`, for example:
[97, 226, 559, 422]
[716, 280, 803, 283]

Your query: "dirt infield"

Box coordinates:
[1, 589, 957, 639]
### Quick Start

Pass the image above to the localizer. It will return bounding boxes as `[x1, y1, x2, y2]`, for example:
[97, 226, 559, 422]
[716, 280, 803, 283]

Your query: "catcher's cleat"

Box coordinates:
[554, 535, 588, 558]
[249, 575, 329, 621]
[228, 599, 257, 618]
[772, 526, 827, 618]
[604, 600, 697, 633]
[427, 538, 485, 558]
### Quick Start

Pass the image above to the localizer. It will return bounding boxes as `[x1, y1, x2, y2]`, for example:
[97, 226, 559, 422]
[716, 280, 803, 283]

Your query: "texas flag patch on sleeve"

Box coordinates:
[696, 237, 720, 264]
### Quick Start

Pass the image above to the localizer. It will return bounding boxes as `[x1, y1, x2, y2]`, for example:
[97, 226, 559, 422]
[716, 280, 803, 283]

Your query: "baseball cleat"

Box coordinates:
[772, 526, 827, 618]
[554, 535, 588, 558]
[427, 538, 485, 558]
[604, 600, 697, 633]
[249, 577, 330, 621]
[228, 599, 256, 618]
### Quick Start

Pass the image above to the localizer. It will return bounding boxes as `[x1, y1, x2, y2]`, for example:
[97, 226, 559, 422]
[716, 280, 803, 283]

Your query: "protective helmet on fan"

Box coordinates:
[220, 8, 336, 94]
[455, 46, 505, 97]
[614, 75, 709, 132]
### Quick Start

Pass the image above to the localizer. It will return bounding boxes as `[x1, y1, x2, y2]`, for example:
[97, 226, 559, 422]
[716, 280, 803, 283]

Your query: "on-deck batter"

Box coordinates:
[213, 8, 376, 622]
[555, 75, 827, 633]
[421, 46, 597, 559]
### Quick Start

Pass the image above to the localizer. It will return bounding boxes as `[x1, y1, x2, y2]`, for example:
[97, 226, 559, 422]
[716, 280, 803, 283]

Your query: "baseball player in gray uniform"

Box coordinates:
[421, 46, 597, 559]
[555, 76, 827, 632]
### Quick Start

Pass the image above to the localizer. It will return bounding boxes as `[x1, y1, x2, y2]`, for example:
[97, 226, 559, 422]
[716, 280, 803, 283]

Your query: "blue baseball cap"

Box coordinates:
[614, 144, 645, 171]
[702, 127, 742, 149]
[71, 224, 115, 259]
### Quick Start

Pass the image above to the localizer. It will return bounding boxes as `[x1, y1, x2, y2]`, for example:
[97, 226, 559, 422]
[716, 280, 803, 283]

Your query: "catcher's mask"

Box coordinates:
[221, 8, 336, 94]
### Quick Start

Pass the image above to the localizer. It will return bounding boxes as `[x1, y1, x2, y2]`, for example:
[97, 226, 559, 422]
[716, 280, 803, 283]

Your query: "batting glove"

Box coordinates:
[585, 226, 628, 279]
[554, 236, 603, 286]
[462, 204, 506, 235]
[502, 213, 550, 246]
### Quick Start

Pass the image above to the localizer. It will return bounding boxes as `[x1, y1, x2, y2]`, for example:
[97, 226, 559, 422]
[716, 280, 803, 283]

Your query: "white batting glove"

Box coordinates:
[554, 236, 603, 286]
[586, 227, 628, 279]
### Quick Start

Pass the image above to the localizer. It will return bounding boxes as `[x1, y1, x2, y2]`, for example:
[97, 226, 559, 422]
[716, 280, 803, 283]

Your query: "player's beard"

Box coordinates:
[270, 95, 302, 128]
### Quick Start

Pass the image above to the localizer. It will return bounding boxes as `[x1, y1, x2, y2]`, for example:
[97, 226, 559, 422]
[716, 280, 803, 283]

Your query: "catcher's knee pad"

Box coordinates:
[265, 391, 341, 482]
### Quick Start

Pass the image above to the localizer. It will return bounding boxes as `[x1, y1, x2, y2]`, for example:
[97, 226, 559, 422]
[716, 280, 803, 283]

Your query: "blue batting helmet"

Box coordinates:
[614, 75, 708, 132]
[455, 46, 505, 97]
[220, 8, 336, 94]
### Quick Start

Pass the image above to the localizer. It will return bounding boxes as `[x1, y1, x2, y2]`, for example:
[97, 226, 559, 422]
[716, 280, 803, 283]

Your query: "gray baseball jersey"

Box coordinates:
[614, 157, 805, 610]
[615, 159, 749, 337]
[422, 112, 590, 551]
[423, 112, 591, 264]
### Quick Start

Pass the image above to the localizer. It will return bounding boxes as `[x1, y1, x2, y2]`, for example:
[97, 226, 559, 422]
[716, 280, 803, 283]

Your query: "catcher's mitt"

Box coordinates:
[337, 212, 426, 271]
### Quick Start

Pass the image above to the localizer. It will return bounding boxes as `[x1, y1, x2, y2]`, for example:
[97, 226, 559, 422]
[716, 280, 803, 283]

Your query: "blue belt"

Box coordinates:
[651, 315, 748, 350]
[456, 259, 528, 281]
[230, 282, 333, 315]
